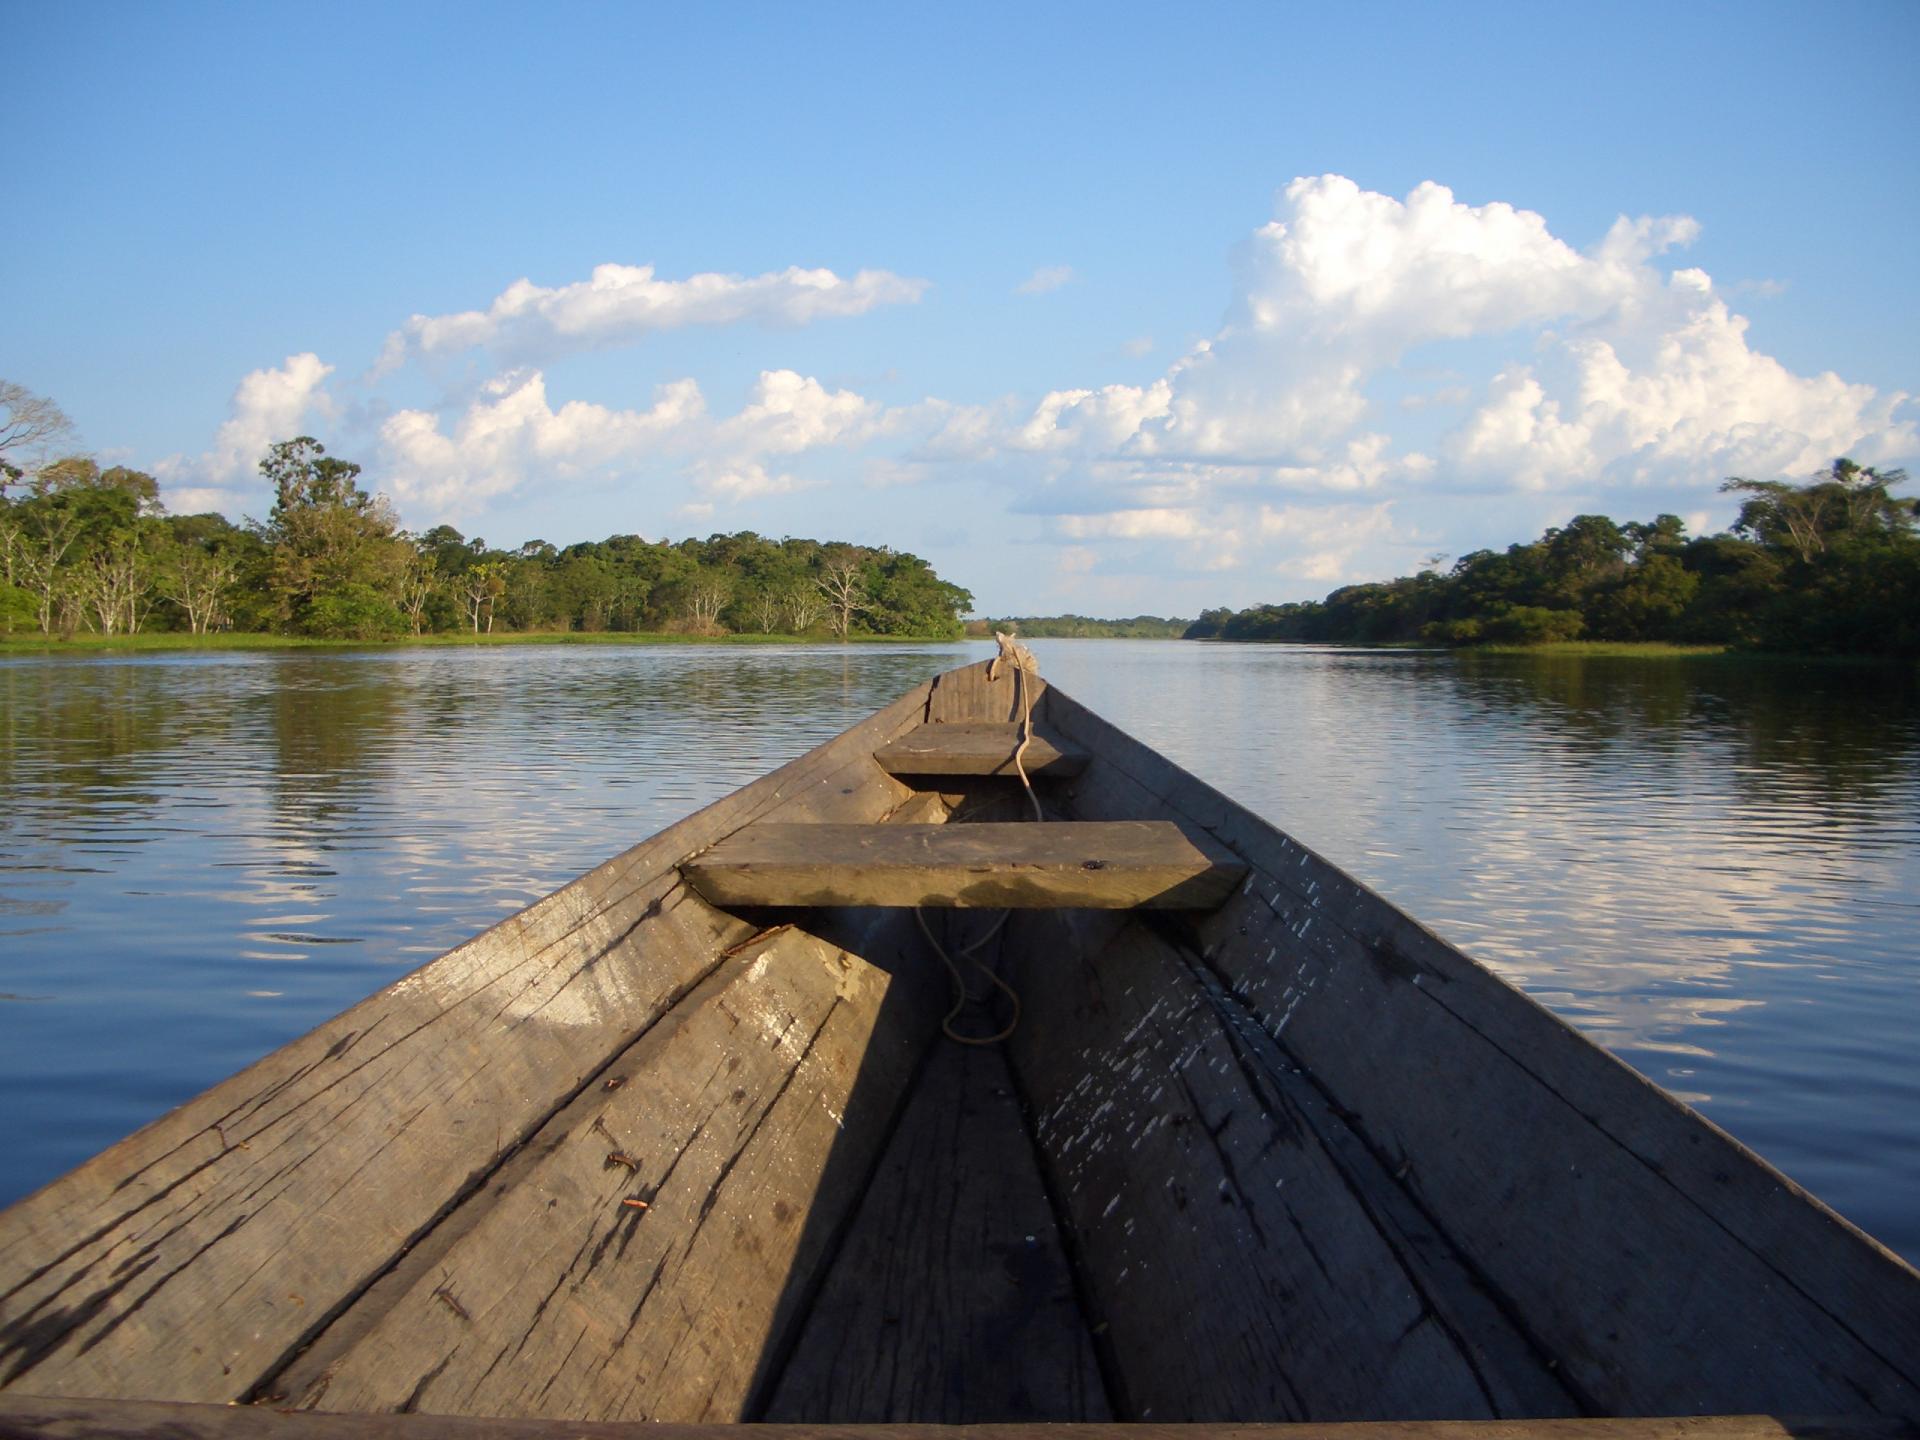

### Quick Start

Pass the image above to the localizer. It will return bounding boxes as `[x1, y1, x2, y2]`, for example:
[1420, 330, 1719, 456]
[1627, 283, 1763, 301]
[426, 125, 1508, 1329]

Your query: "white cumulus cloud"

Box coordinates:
[154, 352, 335, 506]
[1447, 271, 1915, 488]
[378, 262, 929, 369]
[717, 369, 879, 455]
[1004, 174, 1912, 525]
[377, 368, 874, 518]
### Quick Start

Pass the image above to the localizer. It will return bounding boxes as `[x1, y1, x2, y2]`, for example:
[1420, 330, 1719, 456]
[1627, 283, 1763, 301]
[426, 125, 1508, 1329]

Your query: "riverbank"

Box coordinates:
[1470, 640, 1727, 657]
[0, 629, 956, 654]
[1465, 640, 1917, 667]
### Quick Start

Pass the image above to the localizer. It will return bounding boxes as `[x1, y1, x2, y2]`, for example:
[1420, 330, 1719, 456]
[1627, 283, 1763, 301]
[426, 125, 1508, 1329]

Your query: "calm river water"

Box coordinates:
[1, 641, 1916, 1263]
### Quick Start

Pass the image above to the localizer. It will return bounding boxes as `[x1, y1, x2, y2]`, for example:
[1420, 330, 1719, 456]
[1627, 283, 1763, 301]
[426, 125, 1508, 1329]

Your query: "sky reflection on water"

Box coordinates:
[1, 640, 1916, 1262]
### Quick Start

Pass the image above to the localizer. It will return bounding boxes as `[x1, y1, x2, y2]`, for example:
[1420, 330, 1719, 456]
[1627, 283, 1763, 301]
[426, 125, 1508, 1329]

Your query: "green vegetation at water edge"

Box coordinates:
[1186, 459, 1920, 659]
[1468, 641, 1730, 658]
[0, 628, 965, 655]
[0, 423, 974, 644]
[973, 614, 1190, 638]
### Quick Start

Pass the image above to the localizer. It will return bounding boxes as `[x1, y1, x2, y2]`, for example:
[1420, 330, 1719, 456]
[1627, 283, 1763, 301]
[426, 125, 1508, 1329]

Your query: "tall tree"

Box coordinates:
[257, 437, 409, 637]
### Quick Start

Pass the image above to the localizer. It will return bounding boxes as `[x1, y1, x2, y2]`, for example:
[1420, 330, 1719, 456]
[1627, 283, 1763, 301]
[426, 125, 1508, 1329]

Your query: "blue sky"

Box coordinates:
[7, 1, 1916, 616]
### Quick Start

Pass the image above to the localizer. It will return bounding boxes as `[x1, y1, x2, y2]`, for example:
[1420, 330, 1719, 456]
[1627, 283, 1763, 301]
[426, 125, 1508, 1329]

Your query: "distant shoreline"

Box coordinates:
[1186, 637, 1917, 666]
[0, 630, 960, 655]
[8, 634, 1912, 668]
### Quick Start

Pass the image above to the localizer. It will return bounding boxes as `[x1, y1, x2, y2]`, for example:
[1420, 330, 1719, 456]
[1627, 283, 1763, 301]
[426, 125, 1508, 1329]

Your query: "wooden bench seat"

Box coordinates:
[684, 821, 1246, 909]
[873, 722, 1089, 778]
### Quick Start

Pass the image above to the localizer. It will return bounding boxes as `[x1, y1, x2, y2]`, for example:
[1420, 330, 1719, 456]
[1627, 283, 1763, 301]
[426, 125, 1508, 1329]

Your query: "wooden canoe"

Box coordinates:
[1, 658, 1916, 1440]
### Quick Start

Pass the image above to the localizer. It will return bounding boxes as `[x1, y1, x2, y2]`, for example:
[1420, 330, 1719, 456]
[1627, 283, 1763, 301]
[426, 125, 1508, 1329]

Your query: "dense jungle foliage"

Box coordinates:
[1, 428, 971, 641]
[1186, 461, 1920, 657]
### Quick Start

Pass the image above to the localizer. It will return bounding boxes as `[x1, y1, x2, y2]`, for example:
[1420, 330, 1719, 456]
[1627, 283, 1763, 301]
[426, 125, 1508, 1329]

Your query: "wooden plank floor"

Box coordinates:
[765, 1028, 1110, 1421]
[265, 925, 933, 1423]
[684, 822, 1245, 910]
[1003, 909, 1566, 1424]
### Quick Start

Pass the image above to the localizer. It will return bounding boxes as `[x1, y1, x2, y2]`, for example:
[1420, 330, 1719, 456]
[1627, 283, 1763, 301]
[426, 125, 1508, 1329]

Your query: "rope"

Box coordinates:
[990, 632, 1044, 823]
[918, 907, 1020, 1046]
[921, 632, 1043, 1045]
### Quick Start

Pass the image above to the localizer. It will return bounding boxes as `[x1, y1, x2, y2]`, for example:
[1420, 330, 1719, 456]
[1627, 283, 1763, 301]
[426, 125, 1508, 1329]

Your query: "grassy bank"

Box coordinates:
[0, 629, 964, 655]
[1469, 641, 1729, 658]
[1462, 640, 1917, 667]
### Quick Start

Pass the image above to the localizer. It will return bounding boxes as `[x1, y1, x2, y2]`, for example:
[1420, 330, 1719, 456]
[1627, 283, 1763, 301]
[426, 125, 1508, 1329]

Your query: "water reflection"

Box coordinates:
[1, 640, 1916, 1264]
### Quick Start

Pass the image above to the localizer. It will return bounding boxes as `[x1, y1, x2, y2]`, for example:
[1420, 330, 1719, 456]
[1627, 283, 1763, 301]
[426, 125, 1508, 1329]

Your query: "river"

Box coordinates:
[1, 640, 1916, 1262]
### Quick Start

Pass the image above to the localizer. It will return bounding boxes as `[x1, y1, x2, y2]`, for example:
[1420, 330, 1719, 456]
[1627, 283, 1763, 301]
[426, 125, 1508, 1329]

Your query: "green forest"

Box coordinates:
[0, 432, 972, 642]
[978, 614, 1188, 638]
[1187, 460, 1920, 658]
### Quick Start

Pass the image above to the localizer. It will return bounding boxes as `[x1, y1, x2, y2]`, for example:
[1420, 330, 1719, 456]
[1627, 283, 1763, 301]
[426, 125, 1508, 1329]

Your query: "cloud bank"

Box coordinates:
[152, 181, 1914, 606]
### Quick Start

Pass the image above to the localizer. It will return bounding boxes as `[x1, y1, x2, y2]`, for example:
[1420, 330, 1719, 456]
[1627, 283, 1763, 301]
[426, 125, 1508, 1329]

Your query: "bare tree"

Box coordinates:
[157, 545, 239, 635]
[76, 535, 151, 635]
[815, 549, 870, 639]
[13, 500, 82, 633]
[460, 562, 506, 633]
[681, 568, 733, 634]
[0, 508, 24, 586]
[779, 579, 823, 634]
[746, 583, 782, 634]
[397, 551, 436, 636]
[0, 381, 76, 488]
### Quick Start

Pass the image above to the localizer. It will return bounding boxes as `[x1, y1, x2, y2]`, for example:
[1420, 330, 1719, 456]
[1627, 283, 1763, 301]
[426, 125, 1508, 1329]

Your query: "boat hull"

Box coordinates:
[1, 659, 1915, 1427]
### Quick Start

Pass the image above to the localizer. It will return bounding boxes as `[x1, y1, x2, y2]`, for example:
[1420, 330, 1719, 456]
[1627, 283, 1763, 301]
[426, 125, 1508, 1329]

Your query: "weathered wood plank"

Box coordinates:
[5, 1392, 1911, 1440]
[874, 723, 1088, 779]
[765, 1033, 1110, 1422]
[1003, 909, 1522, 1423]
[0, 673, 945, 1404]
[923, 661, 1046, 727]
[273, 924, 935, 1422]
[684, 822, 1246, 910]
[1037, 681, 1920, 1419]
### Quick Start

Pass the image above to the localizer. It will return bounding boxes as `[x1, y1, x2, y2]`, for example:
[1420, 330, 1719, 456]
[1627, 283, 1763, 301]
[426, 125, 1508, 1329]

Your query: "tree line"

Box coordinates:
[977, 614, 1189, 638]
[1, 389, 971, 642]
[1186, 460, 1920, 657]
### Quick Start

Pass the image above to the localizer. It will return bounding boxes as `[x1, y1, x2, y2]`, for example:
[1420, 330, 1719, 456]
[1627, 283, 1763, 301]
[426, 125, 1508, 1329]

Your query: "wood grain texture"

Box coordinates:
[923, 662, 1049, 727]
[268, 925, 934, 1423]
[873, 723, 1088, 778]
[0, 670, 949, 1405]
[4, 1392, 1909, 1440]
[1003, 909, 1537, 1424]
[1036, 679, 1920, 1421]
[684, 822, 1245, 910]
[765, 1035, 1110, 1422]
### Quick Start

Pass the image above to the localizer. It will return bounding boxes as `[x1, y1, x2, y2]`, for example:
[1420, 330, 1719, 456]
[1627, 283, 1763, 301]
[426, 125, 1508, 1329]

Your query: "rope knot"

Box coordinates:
[989, 630, 1039, 681]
